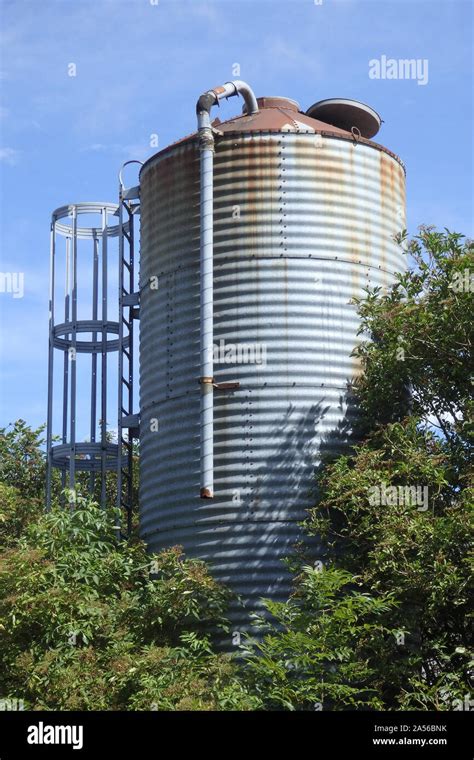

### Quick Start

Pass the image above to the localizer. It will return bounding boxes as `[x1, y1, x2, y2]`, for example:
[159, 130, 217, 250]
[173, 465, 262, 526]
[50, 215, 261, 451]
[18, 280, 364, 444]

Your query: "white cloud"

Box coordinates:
[0, 147, 21, 165]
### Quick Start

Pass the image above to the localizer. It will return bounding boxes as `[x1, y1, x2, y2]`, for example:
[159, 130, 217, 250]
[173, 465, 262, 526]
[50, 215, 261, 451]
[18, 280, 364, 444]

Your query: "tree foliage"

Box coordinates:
[304, 420, 472, 709]
[0, 494, 258, 710]
[242, 566, 398, 710]
[242, 229, 473, 710]
[353, 227, 473, 460]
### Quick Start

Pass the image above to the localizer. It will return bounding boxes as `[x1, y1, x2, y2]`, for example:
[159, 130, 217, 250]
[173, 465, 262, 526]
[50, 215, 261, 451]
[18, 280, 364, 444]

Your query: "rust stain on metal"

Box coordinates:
[140, 96, 405, 172]
[379, 152, 392, 274]
[380, 152, 396, 204]
[213, 381, 240, 390]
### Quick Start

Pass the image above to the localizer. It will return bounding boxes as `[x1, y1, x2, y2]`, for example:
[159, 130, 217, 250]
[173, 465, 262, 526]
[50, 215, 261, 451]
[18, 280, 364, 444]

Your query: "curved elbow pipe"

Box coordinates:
[196, 81, 258, 499]
[196, 80, 259, 128]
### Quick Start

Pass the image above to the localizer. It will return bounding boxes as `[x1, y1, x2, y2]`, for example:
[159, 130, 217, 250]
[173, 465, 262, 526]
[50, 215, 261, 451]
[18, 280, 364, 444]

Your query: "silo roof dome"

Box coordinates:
[242, 96, 300, 112]
[141, 92, 404, 173]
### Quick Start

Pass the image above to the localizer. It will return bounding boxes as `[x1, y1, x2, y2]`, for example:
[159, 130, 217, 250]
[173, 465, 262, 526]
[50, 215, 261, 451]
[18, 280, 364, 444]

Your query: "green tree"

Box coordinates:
[243, 229, 473, 710]
[0, 421, 49, 504]
[0, 422, 257, 710]
[306, 419, 472, 709]
[242, 566, 398, 710]
[0, 495, 258, 710]
[353, 226, 473, 462]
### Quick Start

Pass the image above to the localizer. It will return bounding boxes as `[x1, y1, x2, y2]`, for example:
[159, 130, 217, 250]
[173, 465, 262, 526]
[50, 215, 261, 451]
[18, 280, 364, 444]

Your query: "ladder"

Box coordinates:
[117, 161, 142, 536]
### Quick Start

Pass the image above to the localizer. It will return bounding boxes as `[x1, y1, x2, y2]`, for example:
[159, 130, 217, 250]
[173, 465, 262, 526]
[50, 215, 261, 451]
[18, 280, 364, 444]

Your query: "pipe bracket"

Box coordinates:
[198, 129, 215, 151]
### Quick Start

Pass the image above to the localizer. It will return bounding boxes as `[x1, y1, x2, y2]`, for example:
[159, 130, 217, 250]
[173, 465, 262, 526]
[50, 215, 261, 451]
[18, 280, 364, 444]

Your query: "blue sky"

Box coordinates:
[0, 0, 472, 437]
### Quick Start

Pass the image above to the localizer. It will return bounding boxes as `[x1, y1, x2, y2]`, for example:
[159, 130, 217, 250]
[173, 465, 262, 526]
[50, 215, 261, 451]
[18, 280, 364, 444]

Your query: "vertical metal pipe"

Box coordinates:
[100, 207, 108, 508]
[126, 200, 135, 535]
[61, 237, 70, 498]
[45, 217, 56, 510]
[196, 80, 258, 499]
[90, 235, 99, 494]
[117, 191, 124, 525]
[199, 134, 215, 499]
[69, 207, 78, 509]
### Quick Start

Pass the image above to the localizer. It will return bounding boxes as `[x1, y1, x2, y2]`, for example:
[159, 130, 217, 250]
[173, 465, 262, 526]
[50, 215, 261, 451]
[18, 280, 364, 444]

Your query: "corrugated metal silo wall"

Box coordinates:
[139, 131, 406, 643]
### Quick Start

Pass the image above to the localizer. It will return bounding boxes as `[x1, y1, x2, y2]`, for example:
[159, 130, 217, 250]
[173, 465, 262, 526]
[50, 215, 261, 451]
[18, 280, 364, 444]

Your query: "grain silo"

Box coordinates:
[46, 80, 406, 643]
[137, 81, 406, 640]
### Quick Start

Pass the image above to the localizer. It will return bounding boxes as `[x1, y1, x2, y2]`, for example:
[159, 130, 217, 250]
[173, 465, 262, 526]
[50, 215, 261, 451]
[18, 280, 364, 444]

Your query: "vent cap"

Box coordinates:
[305, 98, 382, 138]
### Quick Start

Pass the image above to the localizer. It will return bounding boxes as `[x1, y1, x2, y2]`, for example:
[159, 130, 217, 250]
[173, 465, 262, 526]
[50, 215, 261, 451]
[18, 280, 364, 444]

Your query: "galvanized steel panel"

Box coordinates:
[139, 129, 406, 639]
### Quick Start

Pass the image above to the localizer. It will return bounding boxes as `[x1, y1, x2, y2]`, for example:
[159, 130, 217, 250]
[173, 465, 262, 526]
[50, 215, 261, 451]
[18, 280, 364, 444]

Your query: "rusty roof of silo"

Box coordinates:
[141, 95, 404, 171]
